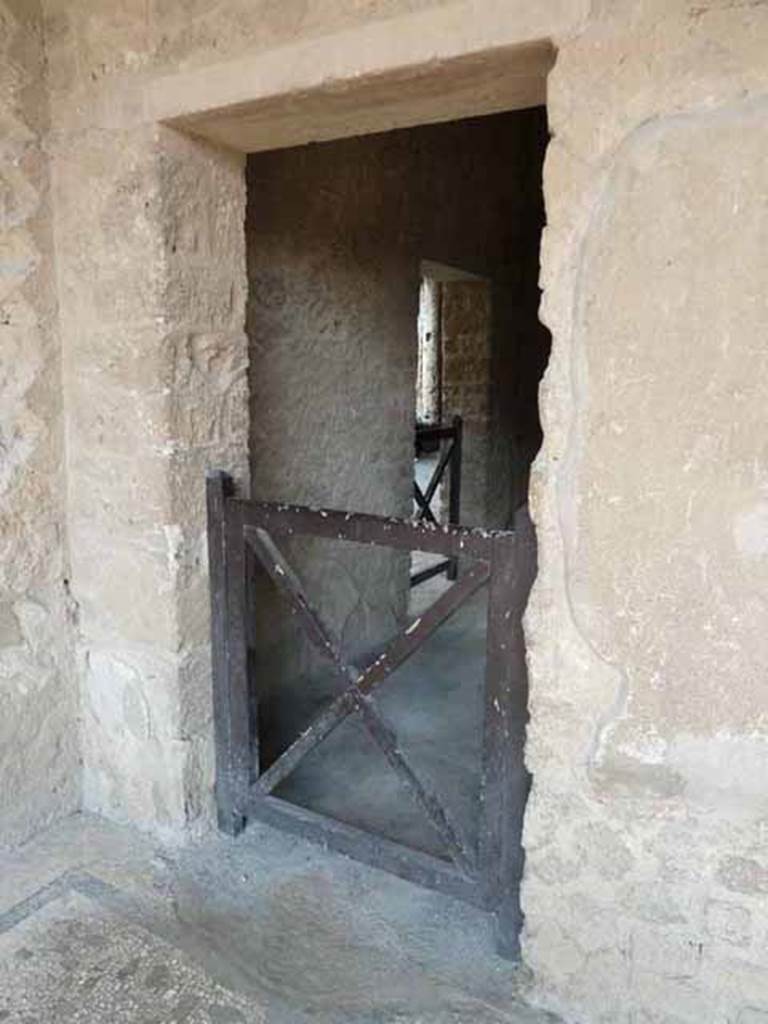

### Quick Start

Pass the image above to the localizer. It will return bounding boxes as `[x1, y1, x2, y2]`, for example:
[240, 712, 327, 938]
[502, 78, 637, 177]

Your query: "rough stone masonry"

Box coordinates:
[0, 2, 766, 1023]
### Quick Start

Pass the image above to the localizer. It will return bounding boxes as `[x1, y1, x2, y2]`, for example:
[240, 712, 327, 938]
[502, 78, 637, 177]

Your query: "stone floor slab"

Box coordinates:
[0, 815, 558, 1024]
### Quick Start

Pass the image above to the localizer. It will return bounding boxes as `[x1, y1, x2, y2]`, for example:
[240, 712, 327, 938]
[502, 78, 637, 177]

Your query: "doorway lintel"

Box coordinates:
[149, 2, 569, 152]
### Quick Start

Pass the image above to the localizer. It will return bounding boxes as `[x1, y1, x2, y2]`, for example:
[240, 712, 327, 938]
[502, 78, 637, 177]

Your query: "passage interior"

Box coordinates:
[245, 108, 549, 857]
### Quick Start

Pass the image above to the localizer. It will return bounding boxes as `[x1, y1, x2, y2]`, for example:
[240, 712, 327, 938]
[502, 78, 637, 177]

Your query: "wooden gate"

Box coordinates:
[206, 470, 535, 956]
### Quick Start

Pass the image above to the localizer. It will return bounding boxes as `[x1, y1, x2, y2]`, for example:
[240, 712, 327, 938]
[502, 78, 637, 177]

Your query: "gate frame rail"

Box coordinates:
[412, 415, 463, 585]
[205, 470, 535, 957]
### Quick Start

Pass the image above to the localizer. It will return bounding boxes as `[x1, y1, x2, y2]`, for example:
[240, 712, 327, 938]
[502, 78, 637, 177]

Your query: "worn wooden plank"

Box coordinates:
[238, 502, 504, 560]
[410, 558, 452, 587]
[447, 415, 463, 580]
[208, 478, 534, 948]
[247, 793, 486, 909]
[355, 694, 476, 875]
[246, 526, 354, 684]
[414, 443, 453, 525]
[423, 436, 455, 509]
[245, 540, 483, 870]
[256, 561, 490, 795]
[206, 472, 252, 836]
[477, 506, 536, 959]
[415, 423, 458, 444]
[256, 690, 357, 795]
[355, 562, 489, 696]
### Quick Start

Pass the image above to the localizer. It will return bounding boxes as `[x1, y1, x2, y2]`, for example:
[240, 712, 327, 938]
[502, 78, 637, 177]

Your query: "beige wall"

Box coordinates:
[49, 126, 248, 833]
[0, 1, 764, 1021]
[0, 0, 79, 848]
[525, 3, 768, 1021]
[44, 11, 251, 834]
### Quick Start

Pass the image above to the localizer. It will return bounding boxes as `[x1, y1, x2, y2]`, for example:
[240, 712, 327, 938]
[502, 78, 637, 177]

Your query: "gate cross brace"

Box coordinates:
[413, 481, 440, 525]
[414, 436, 456, 524]
[245, 525, 488, 875]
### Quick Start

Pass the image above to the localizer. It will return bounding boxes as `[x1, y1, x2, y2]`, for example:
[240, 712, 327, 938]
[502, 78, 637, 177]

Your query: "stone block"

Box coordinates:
[718, 858, 768, 898]
[706, 900, 752, 948]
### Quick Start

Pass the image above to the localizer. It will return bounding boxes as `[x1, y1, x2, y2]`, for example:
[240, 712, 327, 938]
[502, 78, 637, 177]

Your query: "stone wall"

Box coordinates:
[0, 0, 79, 848]
[439, 279, 493, 527]
[3, 2, 766, 1021]
[246, 111, 546, 523]
[524, 3, 768, 1021]
[48, 124, 248, 833]
[42, 3, 252, 832]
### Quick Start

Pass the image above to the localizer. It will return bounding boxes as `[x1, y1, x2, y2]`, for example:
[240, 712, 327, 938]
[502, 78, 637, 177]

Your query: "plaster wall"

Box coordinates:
[48, 123, 248, 833]
[524, 4, 768, 1022]
[14, 2, 768, 1022]
[440, 279, 494, 528]
[0, 0, 78, 848]
[246, 112, 546, 524]
[43, 0, 253, 830]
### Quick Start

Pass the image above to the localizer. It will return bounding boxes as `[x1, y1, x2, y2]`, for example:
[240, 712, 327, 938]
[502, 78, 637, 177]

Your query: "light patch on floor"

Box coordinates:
[0, 889, 264, 1023]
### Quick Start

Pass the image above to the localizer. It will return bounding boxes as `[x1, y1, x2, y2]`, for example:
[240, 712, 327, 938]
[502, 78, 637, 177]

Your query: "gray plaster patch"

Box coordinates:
[0, 888, 265, 1023]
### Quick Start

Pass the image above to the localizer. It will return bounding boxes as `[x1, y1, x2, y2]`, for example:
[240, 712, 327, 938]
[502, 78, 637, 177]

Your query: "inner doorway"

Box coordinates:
[230, 108, 549, 954]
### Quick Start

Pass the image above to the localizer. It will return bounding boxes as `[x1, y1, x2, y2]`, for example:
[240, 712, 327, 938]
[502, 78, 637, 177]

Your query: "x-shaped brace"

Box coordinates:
[413, 437, 456, 525]
[245, 525, 488, 874]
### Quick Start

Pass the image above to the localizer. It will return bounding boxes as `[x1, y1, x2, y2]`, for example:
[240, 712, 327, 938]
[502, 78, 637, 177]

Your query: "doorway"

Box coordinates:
[218, 107, 549, 954]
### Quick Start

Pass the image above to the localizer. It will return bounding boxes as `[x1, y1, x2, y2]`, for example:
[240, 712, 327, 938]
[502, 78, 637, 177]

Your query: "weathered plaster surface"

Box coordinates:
[0, 0, 78, 847]
[6, 1, 766, 1021]
[48, 119, 248, 833]
[43, 0, 253, 829]
[524, 3, 768, 1021]
[440, 279, 493, 527]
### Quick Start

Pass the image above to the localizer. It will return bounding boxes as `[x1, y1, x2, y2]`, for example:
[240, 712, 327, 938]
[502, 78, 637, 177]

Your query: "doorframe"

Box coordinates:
[150, 12, 560, 953]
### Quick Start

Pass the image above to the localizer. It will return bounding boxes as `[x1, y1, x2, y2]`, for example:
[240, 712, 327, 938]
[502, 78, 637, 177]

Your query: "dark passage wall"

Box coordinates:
[246, 107, 548, 523]
[245, 109, 548, 760]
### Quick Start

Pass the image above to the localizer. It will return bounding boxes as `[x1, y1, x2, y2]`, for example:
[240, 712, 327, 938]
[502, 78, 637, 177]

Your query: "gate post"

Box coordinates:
[206, 471, 252, 836]
[478, 505, 536, 957]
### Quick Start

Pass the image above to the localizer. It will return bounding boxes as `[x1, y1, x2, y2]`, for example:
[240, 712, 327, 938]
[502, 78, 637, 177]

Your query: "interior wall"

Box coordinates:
[245, 112, 548, 749]
[0, 0, 79, 848]
[43, 9, 251, 830]
[246, 109, 548, 523]
[48, 123, 248, 833]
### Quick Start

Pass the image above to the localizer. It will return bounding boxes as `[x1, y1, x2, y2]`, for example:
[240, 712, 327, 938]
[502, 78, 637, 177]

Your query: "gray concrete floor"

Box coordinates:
[0, 814, 559, 1023]
[274, 574, 487, 858]
[274, 451, 490, 857]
